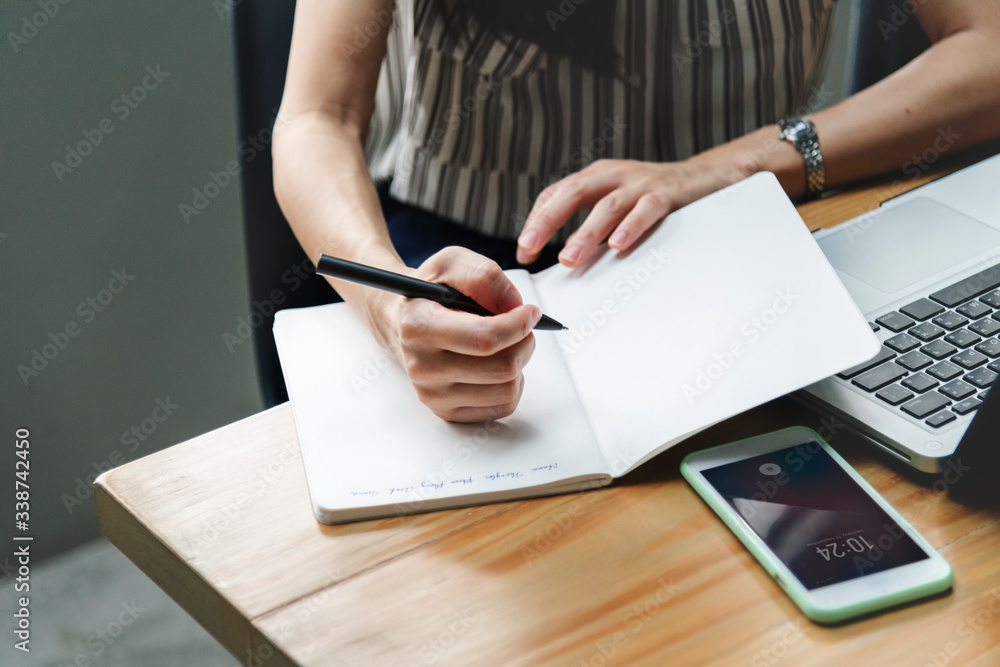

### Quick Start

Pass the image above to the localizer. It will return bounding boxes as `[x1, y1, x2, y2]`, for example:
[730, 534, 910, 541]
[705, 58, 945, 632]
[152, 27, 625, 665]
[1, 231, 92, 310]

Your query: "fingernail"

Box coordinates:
[609, 230, 628, 248]
[529, 305, 542, 326]
[559, 245, 581, 264]
[518, 230, 538, 250]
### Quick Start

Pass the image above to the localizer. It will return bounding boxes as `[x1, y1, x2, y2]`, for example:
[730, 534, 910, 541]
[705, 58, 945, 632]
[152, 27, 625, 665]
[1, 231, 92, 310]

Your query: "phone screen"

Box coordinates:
[700, 442, 929, 590]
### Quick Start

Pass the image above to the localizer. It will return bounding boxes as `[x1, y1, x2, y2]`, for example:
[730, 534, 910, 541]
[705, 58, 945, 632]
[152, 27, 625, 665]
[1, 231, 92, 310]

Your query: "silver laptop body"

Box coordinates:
[800, 153, 1000, 473]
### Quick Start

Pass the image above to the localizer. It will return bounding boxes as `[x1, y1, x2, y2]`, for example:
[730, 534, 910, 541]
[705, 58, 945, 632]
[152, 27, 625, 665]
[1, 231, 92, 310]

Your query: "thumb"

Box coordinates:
[422, 247, 524, 315]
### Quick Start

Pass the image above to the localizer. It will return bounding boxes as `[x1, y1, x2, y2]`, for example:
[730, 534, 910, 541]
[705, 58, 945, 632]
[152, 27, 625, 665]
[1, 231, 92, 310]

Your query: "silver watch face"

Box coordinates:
[781, 119, 816, 145]
[779, 117, 824, 199]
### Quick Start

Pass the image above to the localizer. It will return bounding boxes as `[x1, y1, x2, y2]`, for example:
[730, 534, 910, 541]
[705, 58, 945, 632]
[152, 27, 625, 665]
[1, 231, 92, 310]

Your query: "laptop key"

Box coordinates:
[926, 410, 957, 428]
[921, 340, 957, 359]
[969, 318, 1000, 337]
[989, 360, 1000, 373]
[853, 363, 908, 392]
[952, 349, 988, 370]
[957, 301, 993, 320]
[902, 373, 939, 393]
[927, 361, 963, 381]
[896, 350, 933, 372]
[940, 379, 977, 400]
[900, 298, 944, 321]
[901, 392, 950, 419]
[944, 329, 982, 348]
[932, 311, 970, 330]
[929, 263, 1000, 308]
[885, 332, 920, 353]
[876, 384, 914, 406]
[837, 346, 896, 379]
[981, 290, 1000, 309]
[953, 398, 983, 415]
[868, 322, 880, 332]
[974, 338, 1000, 357]
[909, 322, 945, 341]
[876, 311, 916, 332]
[965, 367, 998, 388]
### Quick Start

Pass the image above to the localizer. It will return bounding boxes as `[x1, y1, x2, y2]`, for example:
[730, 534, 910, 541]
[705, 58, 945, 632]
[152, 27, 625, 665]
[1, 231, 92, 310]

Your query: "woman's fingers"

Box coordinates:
[399, 313, 537, 384]
[416, 374, 526, 417]
[518, 159, 713, 267]
[389, 247, 543, 422]
[419, 246, 525, 315]
[516, 167, 617, 264]
[558, 190, 639, 266]
[608, 191, 674, 251]
[431, 376, 526, 423]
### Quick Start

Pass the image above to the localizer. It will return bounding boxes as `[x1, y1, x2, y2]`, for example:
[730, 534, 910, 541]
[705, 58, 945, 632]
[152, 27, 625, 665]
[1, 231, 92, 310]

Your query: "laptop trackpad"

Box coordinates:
[817, 198, 1000, 294]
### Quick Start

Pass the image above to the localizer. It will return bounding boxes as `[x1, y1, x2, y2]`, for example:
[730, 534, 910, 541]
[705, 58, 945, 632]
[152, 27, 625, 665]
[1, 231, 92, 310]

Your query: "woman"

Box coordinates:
[273, 0, 1000, 422]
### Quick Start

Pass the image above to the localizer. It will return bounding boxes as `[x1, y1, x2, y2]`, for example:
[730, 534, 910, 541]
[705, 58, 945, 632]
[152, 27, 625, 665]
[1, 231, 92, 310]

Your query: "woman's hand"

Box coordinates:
[373, 247, 542, 423]
[515, 156, 747, 268]
[513, 0, 1000, 272]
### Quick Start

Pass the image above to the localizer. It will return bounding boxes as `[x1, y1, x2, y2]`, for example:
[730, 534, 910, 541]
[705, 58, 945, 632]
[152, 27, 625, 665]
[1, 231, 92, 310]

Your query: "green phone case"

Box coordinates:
[680, 426, 953, 623]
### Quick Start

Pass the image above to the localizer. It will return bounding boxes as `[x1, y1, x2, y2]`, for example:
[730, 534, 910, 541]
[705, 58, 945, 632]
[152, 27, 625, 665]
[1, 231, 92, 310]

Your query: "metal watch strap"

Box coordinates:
[778, 117, 825, 201]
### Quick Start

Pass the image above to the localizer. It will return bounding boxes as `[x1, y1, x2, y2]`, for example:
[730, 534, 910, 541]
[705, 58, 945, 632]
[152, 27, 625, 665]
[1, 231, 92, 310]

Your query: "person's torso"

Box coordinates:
[365, 0, 838, 241]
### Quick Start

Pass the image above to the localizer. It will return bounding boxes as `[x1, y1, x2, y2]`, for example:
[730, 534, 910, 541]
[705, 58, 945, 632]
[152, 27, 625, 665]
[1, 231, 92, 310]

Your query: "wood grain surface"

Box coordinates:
[96, 398, 1000, 667]
[797, 141, 1000, 232]
[96, 150, 1000, 666]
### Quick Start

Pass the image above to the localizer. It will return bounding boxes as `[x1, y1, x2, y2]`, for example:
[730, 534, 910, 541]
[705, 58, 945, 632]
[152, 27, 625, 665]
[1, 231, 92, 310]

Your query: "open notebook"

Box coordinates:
[274, 173, 880, 523]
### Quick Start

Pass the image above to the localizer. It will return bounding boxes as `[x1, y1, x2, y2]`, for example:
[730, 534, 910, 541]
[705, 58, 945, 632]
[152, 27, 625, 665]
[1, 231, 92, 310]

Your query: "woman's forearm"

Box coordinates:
[721, 8, 1000, 200]
[273, 0, 405, 346]
[273, 109, 404, 347]
[518, 6, 1000, 269]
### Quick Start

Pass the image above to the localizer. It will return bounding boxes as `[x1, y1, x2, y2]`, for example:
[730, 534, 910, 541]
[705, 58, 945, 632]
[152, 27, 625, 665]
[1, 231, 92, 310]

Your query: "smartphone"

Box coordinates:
[681, 426, 952, 623]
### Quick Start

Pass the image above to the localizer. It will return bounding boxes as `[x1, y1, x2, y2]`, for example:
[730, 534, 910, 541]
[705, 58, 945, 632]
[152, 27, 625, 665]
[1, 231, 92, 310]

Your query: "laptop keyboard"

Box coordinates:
[837, 263, 1000, 430]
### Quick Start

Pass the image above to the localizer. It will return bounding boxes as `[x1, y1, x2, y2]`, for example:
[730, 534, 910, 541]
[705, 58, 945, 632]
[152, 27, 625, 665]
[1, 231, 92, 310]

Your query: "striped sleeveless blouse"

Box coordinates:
[365, 0, 837, 243]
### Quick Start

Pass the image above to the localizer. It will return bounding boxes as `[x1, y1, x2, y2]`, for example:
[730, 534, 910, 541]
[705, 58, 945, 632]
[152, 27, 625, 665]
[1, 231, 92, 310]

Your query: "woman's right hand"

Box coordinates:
[369, 247, 542, 423]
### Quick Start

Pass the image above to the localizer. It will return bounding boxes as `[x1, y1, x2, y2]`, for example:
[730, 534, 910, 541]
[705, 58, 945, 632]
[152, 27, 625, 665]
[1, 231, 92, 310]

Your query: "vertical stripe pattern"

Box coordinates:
[365, 0, 838, 243]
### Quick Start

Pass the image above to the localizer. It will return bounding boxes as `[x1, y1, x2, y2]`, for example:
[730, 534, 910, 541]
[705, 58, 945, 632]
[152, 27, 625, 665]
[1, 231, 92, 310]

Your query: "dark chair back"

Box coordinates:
[848, 0, 931, 94]
[229, 0, 338, 407]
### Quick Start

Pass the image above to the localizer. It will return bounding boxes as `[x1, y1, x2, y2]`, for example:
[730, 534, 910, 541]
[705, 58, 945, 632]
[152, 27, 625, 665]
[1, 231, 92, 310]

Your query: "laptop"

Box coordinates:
[799, 153, 1000, 474]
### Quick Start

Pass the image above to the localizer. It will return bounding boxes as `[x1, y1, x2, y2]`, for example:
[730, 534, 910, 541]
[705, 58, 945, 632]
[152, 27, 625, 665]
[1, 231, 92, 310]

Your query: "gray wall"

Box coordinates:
[1, 0, 262, 563]
[1, 0, 855, 565]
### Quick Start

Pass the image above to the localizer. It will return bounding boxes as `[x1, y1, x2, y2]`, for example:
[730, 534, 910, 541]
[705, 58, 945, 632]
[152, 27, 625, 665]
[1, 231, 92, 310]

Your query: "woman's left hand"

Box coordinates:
[514, 155, 748, 267]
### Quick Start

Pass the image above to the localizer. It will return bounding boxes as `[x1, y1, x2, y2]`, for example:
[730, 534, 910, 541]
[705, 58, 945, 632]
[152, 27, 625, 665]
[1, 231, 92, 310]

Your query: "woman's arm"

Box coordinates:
[275, 0, 541, 422]
[516, 1, 1000, 267]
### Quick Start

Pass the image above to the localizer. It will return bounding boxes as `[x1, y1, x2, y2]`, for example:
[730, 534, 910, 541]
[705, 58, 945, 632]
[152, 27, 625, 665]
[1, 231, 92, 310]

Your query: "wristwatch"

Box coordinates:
[778, 117, 824, 201]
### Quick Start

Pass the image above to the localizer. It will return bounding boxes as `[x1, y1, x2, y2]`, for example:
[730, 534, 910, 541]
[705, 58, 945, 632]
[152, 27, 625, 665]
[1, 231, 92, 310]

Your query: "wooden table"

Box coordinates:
[96, 150, 1000, 667]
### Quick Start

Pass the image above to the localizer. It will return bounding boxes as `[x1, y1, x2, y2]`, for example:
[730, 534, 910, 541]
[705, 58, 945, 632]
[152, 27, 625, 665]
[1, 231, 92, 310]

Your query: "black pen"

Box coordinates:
[316, 255, 566, 331]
